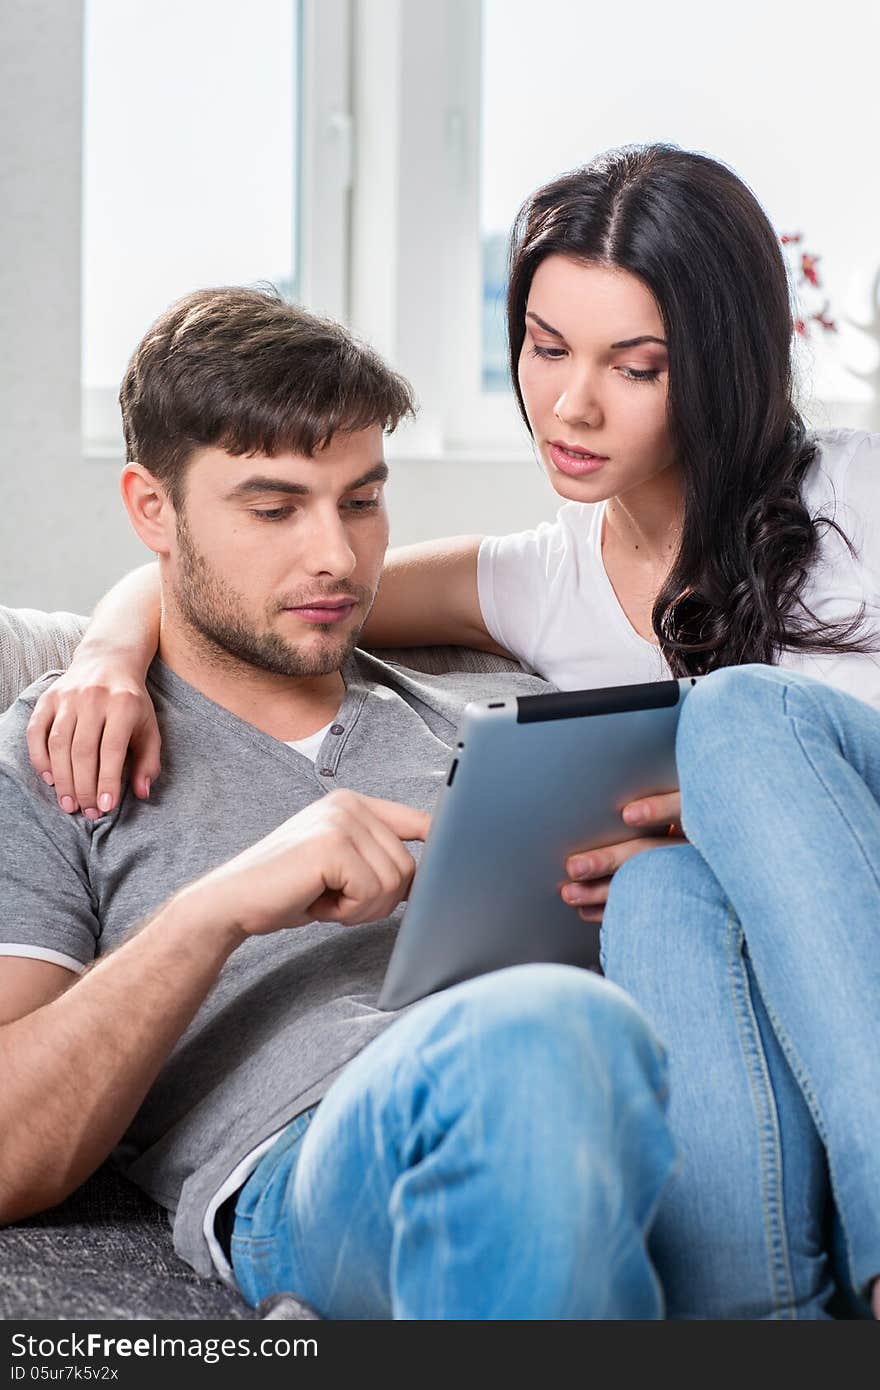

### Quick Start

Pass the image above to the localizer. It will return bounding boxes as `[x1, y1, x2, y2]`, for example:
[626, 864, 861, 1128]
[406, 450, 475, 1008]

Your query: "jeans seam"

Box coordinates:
[724, 908, 796, 1318]
[746, 973, 859, 1295]
[781, 683, 880, 899]
[775, 684, 874, 1297]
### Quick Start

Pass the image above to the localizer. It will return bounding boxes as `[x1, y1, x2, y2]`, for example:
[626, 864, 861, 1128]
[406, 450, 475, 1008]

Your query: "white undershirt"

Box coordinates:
[203, 720, 332, 1284]
[478, 427, 880, 708]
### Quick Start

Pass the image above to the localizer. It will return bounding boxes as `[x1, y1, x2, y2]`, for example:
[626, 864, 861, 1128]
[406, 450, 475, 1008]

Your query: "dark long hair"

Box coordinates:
[507, 144, 872, 675]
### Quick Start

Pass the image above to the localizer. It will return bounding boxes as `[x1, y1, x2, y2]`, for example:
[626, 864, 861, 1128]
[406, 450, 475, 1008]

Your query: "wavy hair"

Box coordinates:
[506, 144, 872, 675]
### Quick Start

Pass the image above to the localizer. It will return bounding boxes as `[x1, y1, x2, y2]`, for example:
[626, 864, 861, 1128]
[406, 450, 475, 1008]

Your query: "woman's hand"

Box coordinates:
[26, 645, 162, 818]
[561, 791, 685, 923]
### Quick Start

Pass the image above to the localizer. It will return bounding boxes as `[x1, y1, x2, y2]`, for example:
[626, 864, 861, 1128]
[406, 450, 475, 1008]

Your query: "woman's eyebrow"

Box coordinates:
[526, 313, 667, 351]
[610, 335, 667, 349]
[525, 310, 563, 338]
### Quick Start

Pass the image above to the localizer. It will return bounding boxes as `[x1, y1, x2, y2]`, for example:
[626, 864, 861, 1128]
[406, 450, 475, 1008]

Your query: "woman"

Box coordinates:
[28, 144, 880, 1316]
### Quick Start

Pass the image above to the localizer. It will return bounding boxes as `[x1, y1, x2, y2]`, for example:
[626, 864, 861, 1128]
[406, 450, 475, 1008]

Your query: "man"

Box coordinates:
[0, 287, 675, 1319]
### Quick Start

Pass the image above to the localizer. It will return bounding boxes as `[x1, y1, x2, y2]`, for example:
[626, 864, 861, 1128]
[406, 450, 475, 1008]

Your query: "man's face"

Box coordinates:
[166, 426, 389, 678]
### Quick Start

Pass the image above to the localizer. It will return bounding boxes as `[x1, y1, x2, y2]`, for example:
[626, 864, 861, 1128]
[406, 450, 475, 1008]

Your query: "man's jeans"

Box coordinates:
[231, 963, 677, 1319]
[603, 663, 880, 1319]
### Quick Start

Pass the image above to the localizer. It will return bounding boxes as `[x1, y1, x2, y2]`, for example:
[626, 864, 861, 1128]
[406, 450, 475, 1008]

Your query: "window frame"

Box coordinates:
[348, 0, 531, 465]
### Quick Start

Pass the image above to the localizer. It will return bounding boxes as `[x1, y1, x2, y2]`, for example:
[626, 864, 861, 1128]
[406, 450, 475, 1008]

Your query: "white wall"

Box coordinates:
[0, 0, 149, 615]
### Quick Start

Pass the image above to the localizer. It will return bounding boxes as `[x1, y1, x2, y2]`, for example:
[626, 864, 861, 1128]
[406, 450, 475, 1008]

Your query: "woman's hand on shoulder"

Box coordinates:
[561, 791, 684, 922]
[26, 644, 162, 818]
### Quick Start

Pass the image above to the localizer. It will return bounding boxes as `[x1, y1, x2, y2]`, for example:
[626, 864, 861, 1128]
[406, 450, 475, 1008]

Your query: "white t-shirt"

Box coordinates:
[478, 427, 880, 709]
[204, 719, 332, 1284]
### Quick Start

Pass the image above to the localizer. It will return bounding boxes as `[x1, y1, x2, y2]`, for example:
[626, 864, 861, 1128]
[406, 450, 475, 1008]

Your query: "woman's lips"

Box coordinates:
[548, 442, 609, 477]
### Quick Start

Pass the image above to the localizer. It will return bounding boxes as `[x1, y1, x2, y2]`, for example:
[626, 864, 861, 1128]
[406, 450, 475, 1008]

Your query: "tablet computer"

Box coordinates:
[378, 676, 698, 1011]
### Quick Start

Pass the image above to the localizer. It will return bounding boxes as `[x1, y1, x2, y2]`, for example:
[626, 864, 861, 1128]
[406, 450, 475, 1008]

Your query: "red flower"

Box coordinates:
[812, 303, 837, 333]
[801, 253, 821, 288]
[780, 232, 803, 245]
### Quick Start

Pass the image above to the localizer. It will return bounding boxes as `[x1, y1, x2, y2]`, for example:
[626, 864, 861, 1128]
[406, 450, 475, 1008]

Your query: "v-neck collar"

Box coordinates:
[147, 654, 369, 776]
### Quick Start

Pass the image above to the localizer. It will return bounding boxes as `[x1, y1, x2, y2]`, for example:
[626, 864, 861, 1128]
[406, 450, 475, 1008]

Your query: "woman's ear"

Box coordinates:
[120, 464, 175, 555]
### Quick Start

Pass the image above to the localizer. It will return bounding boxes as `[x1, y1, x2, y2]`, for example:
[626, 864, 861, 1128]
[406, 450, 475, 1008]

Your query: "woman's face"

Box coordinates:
[518, 255, 678, 505]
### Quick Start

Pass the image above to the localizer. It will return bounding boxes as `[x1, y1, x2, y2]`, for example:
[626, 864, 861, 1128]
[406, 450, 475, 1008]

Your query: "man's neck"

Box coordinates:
[156, 624, 347, 743]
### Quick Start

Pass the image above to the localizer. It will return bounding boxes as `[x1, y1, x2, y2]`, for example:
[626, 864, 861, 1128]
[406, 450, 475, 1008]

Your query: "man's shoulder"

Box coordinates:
[0, 673, 60, 774]
[352, 649, 553, 721]
[0, 677, 86, 847]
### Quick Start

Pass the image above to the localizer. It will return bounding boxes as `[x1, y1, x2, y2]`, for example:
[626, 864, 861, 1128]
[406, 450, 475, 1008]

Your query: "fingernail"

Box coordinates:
[60, 796, 76, 813]
[41, 771, 55, 786]
[563, 886, 585, 904]
[622, 806, 643, 825]
[98, 793, 113, 812]
[571, 856, 593, 877]
[83, 808, 99, 821]
[144, 778, 151, 797]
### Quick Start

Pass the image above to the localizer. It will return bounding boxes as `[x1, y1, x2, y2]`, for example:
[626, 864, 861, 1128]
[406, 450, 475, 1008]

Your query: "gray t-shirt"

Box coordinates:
[0, 651, 548, 1275]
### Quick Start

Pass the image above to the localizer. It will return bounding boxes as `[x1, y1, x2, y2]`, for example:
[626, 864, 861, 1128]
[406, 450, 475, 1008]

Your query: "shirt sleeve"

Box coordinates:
[477, 521, 563, 672]
[839, 430, 880, 593]
[0, 760, 101, 973]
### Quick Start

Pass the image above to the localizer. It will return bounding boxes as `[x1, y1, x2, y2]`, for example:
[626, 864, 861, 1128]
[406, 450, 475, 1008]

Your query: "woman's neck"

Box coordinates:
[602, 467, 685, 571]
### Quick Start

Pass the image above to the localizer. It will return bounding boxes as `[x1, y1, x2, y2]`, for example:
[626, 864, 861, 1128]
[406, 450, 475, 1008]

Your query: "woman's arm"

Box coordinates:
[361, 537, 510, 656]
[27, 536, 509, 815]
[26, 563, 163, 817]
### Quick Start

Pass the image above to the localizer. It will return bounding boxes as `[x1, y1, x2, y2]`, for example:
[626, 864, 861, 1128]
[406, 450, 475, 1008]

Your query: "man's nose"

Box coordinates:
[301, 509, 358, 578]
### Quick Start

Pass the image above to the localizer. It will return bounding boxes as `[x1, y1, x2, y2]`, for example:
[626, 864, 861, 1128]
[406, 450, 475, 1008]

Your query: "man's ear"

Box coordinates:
[120, 464, 177, 555]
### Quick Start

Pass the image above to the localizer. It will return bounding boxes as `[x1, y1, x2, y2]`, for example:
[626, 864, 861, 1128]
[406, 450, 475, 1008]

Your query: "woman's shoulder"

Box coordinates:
[808, 425, 880, 475]
[485, 500, 602, 561]
[801, 427, 880, 575]
[802, 426, 880, 505]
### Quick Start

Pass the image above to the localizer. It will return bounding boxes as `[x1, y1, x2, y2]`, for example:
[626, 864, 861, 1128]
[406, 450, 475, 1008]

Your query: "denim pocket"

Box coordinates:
[231, 1231, 284, 1307]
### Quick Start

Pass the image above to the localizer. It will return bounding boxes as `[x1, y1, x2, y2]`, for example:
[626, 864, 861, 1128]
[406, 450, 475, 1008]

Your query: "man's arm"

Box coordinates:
[0, 894, 243, 1223]
[0, 789, 429, 1225]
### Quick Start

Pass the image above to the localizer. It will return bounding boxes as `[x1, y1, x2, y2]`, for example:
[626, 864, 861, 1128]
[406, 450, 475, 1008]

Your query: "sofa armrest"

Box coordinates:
[0, 606, 88, 712]
[369, 644, 524, 677]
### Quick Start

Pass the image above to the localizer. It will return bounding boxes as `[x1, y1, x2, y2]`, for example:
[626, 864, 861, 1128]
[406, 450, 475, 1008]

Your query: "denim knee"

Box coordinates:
[602, 845, 724, 975]
[604, 844, 709, 923]
[677, 663, 782, 754]
[464, 961, 652, 1040]
[444, 962, 665, 1096]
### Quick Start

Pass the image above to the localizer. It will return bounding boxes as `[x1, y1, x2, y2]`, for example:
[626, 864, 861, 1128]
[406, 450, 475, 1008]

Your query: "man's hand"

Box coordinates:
[192, 790, 432, 938]
[560, 791, 684, 923]
[26, 645, 161, 818]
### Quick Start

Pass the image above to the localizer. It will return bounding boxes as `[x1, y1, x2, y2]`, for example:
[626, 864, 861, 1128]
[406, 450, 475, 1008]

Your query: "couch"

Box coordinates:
[0, 605, 519, 1320]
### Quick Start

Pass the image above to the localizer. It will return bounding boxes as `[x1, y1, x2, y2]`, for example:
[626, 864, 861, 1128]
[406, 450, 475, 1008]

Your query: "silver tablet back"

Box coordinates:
[379, 677, 698, 1011]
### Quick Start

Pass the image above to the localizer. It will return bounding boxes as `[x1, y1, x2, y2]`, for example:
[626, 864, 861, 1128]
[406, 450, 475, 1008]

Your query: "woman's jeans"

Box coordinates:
[231, 963, 677, 1319]
[232, 664, 879, 1319]
[603, 663, 880, 1319]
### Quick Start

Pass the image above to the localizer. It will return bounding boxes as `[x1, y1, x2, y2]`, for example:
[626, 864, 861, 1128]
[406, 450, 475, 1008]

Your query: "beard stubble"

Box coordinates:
[172, 514, 372, 678]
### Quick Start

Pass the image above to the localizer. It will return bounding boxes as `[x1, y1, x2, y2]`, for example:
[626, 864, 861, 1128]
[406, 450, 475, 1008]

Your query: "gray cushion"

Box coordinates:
[0, 1164, 250, 1320]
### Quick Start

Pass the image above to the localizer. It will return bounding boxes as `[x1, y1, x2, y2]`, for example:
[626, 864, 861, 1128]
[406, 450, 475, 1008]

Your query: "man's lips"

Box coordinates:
[283, 598, 359, 625]
[547, 440, 610, 478]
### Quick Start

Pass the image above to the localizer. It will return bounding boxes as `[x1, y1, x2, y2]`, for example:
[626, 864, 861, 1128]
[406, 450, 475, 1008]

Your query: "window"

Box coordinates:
[82, 0, 352, 452]
[478, 0, 880, 431]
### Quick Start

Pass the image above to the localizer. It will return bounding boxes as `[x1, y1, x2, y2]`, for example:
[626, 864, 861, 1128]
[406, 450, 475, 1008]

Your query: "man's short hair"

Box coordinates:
[119, 285, 416, 506]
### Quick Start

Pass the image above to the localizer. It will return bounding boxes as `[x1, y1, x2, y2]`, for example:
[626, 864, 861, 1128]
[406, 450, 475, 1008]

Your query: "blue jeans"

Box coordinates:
[230, 963, 677, 1319]
[602, 663, 880, 1319]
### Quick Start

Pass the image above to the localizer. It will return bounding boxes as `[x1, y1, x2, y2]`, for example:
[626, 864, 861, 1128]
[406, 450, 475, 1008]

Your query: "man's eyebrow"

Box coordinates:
[225, 461, 389, 500]
[347, 461, 389, 489]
